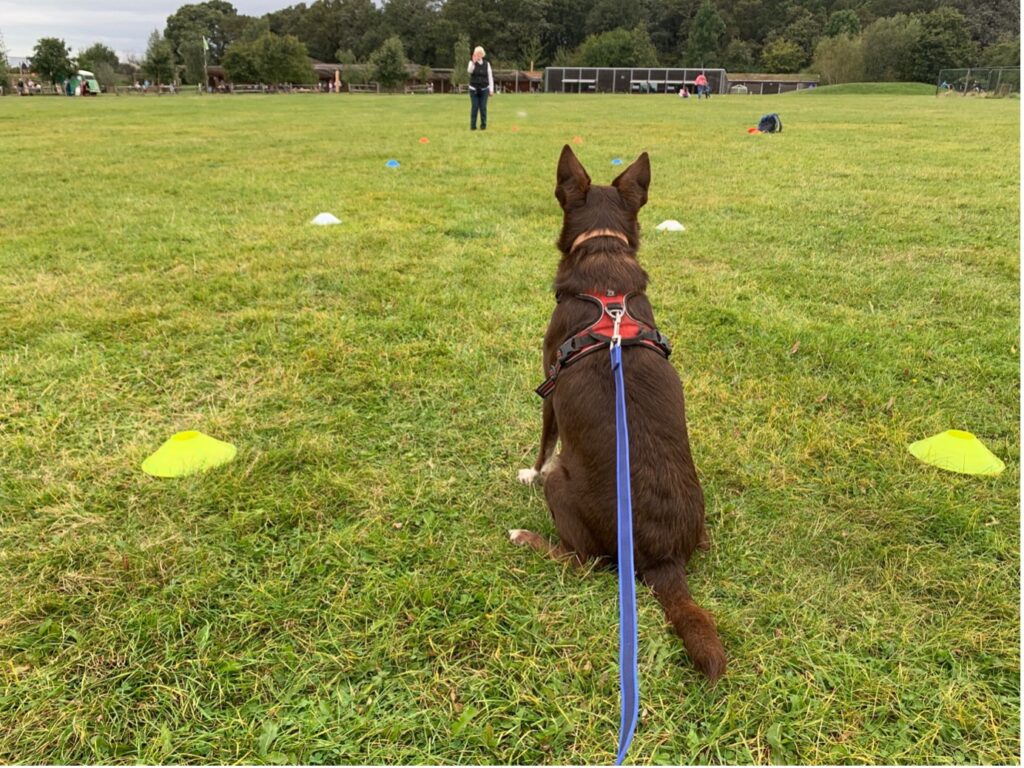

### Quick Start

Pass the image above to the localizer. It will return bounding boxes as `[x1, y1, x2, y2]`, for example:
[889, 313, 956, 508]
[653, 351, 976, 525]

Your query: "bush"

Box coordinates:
[721, 39, 754, 71]
[811, 33, 864, 84]
[760, 38, 804, 72]
[978, 36, 1021, 67]
[222, 31, 314, 85]
[576, 25, 659, 67]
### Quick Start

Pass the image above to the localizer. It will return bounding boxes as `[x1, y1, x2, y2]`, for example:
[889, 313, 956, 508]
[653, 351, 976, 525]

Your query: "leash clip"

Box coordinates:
[608, 307, 624, 347]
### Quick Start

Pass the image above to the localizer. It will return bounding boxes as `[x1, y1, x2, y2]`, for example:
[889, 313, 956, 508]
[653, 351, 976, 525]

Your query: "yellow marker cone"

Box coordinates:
[908, 430, 1005, 476]
[142, 430, 237, 478]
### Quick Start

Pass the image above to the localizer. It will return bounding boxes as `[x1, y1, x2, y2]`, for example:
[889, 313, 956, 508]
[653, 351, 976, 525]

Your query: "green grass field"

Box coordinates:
[0, 89, 1019, 764]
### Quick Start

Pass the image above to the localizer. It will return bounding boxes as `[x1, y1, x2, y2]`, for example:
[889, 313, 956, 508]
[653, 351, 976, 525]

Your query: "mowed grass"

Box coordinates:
[0, 89, 1018, 765]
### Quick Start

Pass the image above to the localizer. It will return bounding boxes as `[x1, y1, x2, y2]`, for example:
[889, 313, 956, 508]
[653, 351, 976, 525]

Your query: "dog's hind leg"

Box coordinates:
[518, 398, 559, 485]
[641, 561, 726, 684]
[511, 462, 599, 568]
[508, 528, 583, 566]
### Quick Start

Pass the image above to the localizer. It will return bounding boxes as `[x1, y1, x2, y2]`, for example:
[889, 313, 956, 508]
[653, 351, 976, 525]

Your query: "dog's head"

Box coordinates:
[554, 145, 650, 254]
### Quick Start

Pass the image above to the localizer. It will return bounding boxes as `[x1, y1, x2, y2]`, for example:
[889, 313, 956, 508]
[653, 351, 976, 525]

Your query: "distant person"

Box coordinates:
[695, 72, 709, 99]
[467, 45, 494, 130]
[678, 85, 689, 98]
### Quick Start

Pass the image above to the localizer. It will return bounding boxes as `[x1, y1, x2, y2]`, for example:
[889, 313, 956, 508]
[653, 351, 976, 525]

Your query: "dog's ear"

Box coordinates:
[611, 152, 651, 213]
[555, 144, 591, 210]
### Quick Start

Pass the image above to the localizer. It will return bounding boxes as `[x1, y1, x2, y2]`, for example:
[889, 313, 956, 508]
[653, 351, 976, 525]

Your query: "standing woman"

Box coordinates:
[694, 71, 709, 99]
[467, 46, 494, 130]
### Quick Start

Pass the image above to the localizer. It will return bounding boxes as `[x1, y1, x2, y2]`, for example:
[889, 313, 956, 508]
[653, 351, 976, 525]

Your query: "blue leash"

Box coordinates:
[610, 322, 639, 766]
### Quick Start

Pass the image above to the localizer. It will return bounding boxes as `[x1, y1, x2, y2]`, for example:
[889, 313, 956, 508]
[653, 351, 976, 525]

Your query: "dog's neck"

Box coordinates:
[570, 228, 631, 252]
[555, 236, 649, 298]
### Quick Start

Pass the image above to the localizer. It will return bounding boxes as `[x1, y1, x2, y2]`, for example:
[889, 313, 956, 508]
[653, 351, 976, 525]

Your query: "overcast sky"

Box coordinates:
[2, 1, 286, 60]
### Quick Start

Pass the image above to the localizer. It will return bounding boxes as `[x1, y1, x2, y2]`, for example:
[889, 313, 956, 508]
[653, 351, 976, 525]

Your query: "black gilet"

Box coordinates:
[470, 60, 490, 90]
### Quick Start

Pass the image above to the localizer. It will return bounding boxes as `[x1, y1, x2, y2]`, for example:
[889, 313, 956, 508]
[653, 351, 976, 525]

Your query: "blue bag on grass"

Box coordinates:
[757, 113, 783, 133]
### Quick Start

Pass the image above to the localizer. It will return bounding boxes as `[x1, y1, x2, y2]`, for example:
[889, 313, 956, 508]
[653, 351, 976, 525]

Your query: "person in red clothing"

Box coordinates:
[694, 72, 709, 99]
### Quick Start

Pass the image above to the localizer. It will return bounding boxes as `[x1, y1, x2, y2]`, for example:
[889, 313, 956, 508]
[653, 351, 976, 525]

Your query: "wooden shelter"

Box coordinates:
[725, 73, 820, 94]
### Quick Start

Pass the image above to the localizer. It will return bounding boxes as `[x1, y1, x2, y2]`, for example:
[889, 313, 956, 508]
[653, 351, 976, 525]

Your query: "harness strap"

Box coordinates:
[535, 292, 671, 399]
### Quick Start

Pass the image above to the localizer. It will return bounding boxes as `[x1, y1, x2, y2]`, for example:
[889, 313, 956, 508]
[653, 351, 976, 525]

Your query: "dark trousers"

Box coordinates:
[470, 89, 489, 129]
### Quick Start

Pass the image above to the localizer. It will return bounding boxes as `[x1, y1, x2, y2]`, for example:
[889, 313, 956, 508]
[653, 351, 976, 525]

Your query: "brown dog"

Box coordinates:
[512, 145, 726, 683]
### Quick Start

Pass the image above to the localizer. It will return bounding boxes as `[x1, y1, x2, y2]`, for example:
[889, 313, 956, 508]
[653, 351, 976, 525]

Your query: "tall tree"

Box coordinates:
[30, 38, 73, 85]
[685, 0, 726, 66]
[909, 6, 975, 83]
[77, 43, 119, 71]
[866, 0, 939, 24]
[0, 28, 10, 93]
[165, 1, 238, 64]
[442, 0, 498, 55]
[861, 14, 921, 80]
[381, 0, 443, 65]
[440, 0, 547, 63]
[179, 39, 207, 84]
[783, 9, 824, 63]
[536, 0, 589, 63]
[451, 34, 470, 86]
[585, 0, 644, 36]
[369, 35, 408, 90]
[142, 30, 176, 84]
[949, 0, 1019, 48]
[78, 43, 121, 88]
[718, 0, 791, 47]
[825, 9, 861, 37]
[491, 0, 550, 68]
[521, 34, 544, 69]
[647, 0, 699, 63]
[281, 0, 382, 62]
[721, 38, 754, 70]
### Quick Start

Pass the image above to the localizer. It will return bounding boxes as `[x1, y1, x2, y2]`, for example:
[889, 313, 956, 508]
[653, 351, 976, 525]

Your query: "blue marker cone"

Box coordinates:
[611, 158, 623, 165]
[386, 159, 400, 168]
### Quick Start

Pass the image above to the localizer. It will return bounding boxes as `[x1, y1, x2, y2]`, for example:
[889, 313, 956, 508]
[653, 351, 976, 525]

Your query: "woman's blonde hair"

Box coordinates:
[473, 46, 486, 57]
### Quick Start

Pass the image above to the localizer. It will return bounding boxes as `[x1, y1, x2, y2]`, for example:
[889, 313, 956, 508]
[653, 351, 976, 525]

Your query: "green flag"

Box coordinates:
[202, 36, 210, 52]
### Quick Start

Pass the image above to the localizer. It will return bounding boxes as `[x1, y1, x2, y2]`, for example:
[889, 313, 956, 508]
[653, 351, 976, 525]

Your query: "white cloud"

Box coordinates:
[1, 1, 286, 59]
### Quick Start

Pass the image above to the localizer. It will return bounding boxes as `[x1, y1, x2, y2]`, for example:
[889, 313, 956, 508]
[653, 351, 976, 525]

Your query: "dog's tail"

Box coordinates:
[642, 561, 726, 683]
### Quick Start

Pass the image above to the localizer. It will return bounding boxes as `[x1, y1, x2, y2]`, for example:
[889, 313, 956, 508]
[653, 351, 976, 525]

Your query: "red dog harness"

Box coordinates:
[535, 291, 672, 399]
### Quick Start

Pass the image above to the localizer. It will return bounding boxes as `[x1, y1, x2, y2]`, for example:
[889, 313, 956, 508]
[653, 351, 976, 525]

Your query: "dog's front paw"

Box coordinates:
[517, 468, 540, 485]
[509, 528, 542, 547]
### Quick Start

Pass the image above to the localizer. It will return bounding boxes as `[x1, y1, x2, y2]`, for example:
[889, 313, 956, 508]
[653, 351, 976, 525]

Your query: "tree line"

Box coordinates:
[166, 0, 1019, 76]
[12, 0, 1020, 90]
